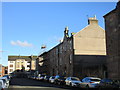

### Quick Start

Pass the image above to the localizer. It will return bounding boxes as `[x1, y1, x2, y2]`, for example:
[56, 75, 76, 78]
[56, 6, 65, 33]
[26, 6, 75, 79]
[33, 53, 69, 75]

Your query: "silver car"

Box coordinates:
[0, 80, 4, 90]
[65, 77, 81, 87]
[0, 77, 9, 88]
[49, 76, 55, 83]
[80, 77, 101, 88]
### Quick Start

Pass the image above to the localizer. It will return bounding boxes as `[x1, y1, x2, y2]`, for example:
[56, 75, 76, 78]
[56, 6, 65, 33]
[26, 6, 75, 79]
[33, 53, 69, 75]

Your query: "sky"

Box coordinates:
[1, 2, 117, 66]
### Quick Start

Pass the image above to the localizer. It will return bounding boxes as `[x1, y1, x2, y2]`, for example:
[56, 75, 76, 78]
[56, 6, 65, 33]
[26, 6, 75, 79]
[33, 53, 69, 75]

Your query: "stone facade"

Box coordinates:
[104, 1, 120, 80]
[8, 55, 37, 74]
[38, 16, 106, 79]
[73, 16, 106, 78]
[37, 29, 74, 76]
[38, 52, 50, 75]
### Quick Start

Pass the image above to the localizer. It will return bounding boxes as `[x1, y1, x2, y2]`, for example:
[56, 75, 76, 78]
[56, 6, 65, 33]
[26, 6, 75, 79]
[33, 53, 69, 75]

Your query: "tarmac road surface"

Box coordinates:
[8, 78, 79, 90]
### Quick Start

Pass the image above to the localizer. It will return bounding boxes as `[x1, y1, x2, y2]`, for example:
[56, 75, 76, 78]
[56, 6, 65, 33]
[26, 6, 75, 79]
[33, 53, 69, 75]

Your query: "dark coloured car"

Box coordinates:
[54, 75, 60, 84]
[39, 74, 45, 81]
[49, 76, 55, 83]
[96, 78, 119, 88]
[44, 76, 50, 82]
[57, 76, 66, 85]
[54, 75, 65, 85]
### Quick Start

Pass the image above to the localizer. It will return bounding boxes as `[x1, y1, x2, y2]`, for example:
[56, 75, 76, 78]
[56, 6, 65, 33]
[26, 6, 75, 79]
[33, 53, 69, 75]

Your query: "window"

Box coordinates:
[56, 48, 58, 55]
[69, 54, 72, 64]
[10, 69, 13, 72]
[27, 65, 30, 67]
[17, 60, 20, 62]
[59, 58, 62, 65]
[10, 64, 13, 67]
[60, 46, 62, 53]
[10, 61, 13, 63]
[17, 62, 20, 68]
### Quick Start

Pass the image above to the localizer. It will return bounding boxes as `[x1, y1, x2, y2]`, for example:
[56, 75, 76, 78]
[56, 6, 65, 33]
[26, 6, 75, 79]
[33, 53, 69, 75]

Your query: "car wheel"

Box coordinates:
[86, 84, 89, 88]
[66, 82, 68, 86]
[70, 83, 72, 87]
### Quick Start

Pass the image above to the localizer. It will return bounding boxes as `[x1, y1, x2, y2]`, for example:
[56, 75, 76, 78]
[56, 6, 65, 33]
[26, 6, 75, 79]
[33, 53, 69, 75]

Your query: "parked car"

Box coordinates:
[35, 74, 41, 80]
[31, 76, 36, 79]
[0, 77, 9, 88]
[39, 74, 45, 81]
[54, 75, 66, 85]
[96, 78, 120, 88]
[65, 77, 81, 87]
[0, 80, 4, 90]
[44, 76, 50, 82]
[80, 77, 101, 88]
[56, 76, 66, 85]
[49, 76, 55, 83]
[3, 75, 11, 81]
[114, 80, 120, 88]
[54, 75, 60, 84]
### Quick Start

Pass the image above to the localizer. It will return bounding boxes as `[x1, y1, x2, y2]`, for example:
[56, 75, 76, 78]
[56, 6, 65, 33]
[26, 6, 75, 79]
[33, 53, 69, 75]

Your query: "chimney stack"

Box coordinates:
[64, 26, 69, 38]
[88, 15, 98, 25]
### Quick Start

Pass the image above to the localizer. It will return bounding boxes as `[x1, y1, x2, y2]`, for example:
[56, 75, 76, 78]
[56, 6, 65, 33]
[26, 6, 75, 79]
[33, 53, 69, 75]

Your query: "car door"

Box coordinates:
[65, 77, 70, 85]
[68, 77, 72, 86]
[81, 78, 88, 87]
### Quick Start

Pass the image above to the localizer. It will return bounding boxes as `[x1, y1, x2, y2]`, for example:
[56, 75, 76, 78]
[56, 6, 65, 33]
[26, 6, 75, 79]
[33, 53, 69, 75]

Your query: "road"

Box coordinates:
[8, 78, 79, 90]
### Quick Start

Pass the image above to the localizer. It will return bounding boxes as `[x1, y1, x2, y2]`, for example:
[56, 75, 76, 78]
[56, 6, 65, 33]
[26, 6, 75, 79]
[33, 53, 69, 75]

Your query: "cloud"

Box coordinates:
[10, 40, 33, 47]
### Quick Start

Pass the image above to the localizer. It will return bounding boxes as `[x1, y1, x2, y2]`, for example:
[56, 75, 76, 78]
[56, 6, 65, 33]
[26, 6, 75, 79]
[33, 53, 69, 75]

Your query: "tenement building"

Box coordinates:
[38, 16, 106, 79]
[104, 1, 120, 80]
[36, 52, 50, 75]
[8, 55, 37, 74]
[0, 64, 8, 77]
[0, 64, 2, 77]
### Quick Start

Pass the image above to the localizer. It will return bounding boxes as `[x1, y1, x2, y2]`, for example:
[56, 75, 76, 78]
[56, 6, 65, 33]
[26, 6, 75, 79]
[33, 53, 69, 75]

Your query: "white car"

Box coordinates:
[36, 74, 41, 80]
[80, 77, 101, 88]
[65, 77, 81, 87]
[38, 75, 45, 81]
[0, 80, 4, 90]
[49, 76, 55, 83]
[0, 77, 9, 88]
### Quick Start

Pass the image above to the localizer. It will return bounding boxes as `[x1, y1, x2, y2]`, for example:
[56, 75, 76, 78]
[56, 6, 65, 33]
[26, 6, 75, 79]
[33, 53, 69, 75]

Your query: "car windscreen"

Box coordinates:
[1, 79, 6, 83]
[46, 76, 50, 78]
[51, 77, 55, 79]
[71, 77, 80, 81]
[58, 77, 65, 79]
[0, 82, 2, 86]
[41, 75, 45, 77]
